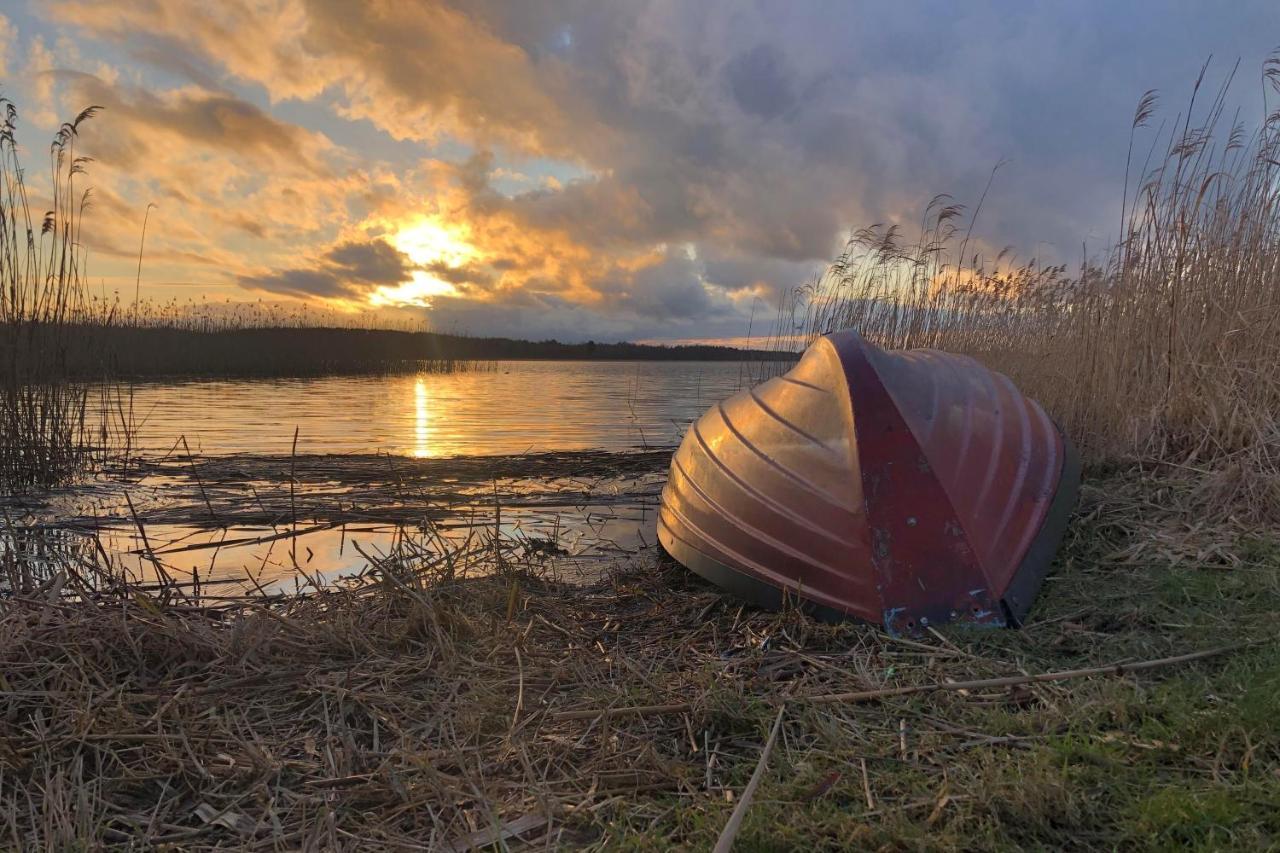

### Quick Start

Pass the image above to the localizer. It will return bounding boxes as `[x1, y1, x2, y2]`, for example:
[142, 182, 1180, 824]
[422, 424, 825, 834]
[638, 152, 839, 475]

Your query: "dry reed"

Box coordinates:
[771, 57, 1280, 522]
[0, 100, 125, 490]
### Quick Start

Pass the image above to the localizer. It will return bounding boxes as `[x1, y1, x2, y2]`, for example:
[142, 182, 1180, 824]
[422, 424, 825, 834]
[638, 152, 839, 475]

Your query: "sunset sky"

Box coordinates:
[2, 1, 1277, 343]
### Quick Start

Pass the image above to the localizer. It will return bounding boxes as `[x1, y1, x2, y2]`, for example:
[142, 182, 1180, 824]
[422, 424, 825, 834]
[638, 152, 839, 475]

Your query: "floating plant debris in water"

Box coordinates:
[2, 449, 675, 595]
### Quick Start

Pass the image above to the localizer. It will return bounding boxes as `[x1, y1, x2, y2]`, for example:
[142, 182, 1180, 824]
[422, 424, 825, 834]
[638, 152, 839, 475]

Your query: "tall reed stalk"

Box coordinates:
[772, 58, 1280, 516]
[0, 100, 112, 489]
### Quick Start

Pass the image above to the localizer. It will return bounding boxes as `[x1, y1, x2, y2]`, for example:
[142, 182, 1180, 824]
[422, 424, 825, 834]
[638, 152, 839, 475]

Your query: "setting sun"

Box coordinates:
[369, 218, 475, 307]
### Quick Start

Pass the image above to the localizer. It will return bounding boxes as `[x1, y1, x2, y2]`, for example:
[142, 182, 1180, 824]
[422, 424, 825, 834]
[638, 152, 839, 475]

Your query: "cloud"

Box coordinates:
[239, 238, 417, 299]
[421, 288, 754, 344]
[13, 67, 397, 294]
[59, 72, 332, 174]
[0, 13, 13, 78]
[49, 0, 594, 154]
[725, 44, 797, 120]
[29, 0, 1280, 340]
[422, 260, 493, 288]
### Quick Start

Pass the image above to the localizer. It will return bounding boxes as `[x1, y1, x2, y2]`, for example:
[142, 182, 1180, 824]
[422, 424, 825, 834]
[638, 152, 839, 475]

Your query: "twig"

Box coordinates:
[549, 701, 693, 722]
[713, 704, 785, 853]
[289, 426, 299, 568]
[549, 643, 1249, 721]
[859, 757, 874, 810]
[180, 435, 218, 524]
[802, 643, 1248, 706]
[124, 491, 175, 589]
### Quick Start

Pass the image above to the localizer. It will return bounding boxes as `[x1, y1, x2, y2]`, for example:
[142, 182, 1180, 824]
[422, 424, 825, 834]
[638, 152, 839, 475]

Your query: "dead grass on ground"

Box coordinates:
[3, 465, 1278, 851]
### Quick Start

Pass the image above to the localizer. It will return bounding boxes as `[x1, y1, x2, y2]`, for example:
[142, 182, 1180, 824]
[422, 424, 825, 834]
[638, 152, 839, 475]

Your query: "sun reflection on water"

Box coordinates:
[413, 378, 432, 457]
[115, 362, 749, 457]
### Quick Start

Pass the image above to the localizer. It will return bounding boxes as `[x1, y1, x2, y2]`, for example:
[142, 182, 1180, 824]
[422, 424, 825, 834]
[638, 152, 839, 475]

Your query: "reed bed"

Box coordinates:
[63, 300, 473, 377]
[60, 321, 786, 380]
[78, 324, 480, 379]
[66, 277, 788, 380]
[0, 101, 121, 490]
[773, 59, 1280, 522]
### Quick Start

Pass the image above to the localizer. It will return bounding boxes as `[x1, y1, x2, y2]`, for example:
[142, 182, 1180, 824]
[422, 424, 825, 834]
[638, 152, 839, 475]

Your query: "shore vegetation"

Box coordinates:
[0, 100, 119, 490]
[773, 59, 1280, 530]
[2, 468, 1276, 849]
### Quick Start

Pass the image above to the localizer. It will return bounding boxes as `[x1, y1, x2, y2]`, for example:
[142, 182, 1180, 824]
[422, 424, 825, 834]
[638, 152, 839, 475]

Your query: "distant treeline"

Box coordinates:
[28, 324, 795, 379]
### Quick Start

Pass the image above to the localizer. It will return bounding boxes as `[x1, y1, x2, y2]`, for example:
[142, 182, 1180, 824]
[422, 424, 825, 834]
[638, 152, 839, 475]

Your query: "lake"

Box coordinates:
[120, 360, 757, 457]
[6, 361, 763, 592]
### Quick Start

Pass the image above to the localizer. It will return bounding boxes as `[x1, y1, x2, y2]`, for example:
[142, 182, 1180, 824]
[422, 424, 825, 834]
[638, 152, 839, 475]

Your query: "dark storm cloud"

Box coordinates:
[725, 44, 797, 120]
[464, 1, 1277, 262]
[241, 268, 351, 300]
[416, 0, 1280, 332]
[701, 250, 820, 294]
[239, 238, 416, 299]
[593, 249, 723, 321]
[324, 240, 411, 285]
[423, 260, 494, 289]
[422, 288, 751, 344]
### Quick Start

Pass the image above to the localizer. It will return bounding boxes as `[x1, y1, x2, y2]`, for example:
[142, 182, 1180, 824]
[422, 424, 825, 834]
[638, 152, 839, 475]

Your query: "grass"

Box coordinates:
[1, 463, 1277, 849]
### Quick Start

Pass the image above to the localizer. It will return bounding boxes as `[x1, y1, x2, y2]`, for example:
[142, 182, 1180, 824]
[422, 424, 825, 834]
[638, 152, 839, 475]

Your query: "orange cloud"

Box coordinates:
[50, 0, 603, 159]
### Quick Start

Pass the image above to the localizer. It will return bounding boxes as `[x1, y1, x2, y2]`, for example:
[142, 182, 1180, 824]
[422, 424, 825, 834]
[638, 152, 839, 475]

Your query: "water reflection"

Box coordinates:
[414, 377, 432, 458]
[18, 361, 738, 592]
[1, 525, 97, 593]
[116, 360, 753, 457]
[4, 497, 663, 595]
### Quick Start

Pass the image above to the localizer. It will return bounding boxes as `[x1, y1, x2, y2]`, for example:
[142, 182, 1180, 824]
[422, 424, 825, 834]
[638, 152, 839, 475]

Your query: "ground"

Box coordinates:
[2, 462, 1278, 850]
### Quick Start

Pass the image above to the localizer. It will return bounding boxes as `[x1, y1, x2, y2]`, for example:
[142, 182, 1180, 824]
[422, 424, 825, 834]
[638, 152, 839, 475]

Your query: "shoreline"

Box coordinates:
[5, 323, 797, 382]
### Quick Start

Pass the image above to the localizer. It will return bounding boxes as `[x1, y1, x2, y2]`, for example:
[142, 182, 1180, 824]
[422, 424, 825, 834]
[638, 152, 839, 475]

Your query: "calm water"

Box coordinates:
[1, 361, 761, 592]
[123, 360, 755, 457]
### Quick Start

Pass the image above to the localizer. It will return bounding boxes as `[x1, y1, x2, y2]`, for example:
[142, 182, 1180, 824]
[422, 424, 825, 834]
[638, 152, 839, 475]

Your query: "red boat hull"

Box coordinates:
[657, 329, 1079, 634]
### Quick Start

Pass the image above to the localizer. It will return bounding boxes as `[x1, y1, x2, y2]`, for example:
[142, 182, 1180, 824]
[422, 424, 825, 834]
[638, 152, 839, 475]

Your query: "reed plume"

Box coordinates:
[773, 57, 1280, 519]
[0, 100, 115, 489]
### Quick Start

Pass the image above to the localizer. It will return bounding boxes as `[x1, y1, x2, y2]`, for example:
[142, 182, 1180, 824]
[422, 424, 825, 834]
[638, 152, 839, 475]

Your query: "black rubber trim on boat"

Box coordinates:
[998, 433, 1083, 627]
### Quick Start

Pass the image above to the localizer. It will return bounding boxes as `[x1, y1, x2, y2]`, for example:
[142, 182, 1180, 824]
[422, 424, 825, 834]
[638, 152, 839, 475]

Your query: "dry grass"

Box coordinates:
[2, 467, 1278, 850]
[772, 57, 1280, 525]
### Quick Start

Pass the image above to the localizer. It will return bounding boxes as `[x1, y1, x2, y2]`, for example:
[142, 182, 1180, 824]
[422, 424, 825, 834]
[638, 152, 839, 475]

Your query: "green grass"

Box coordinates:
[597, 497, 1280, 851]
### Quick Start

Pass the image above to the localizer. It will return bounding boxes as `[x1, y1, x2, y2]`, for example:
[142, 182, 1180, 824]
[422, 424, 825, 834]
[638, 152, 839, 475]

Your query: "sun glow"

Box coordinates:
[369, 218, 476, 307]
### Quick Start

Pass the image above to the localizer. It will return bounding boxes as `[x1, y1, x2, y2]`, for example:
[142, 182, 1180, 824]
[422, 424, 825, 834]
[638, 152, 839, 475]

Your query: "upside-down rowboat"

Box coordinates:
[657, 329, 1080, 635]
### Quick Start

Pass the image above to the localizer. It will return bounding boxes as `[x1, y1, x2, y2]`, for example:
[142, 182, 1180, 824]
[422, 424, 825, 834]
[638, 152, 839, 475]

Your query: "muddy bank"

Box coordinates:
[113, 448, 676, 528]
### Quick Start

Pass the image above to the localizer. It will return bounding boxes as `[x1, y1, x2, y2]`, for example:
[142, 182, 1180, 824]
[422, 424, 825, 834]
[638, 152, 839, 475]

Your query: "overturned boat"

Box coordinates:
[657, 329, 1080, 635]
